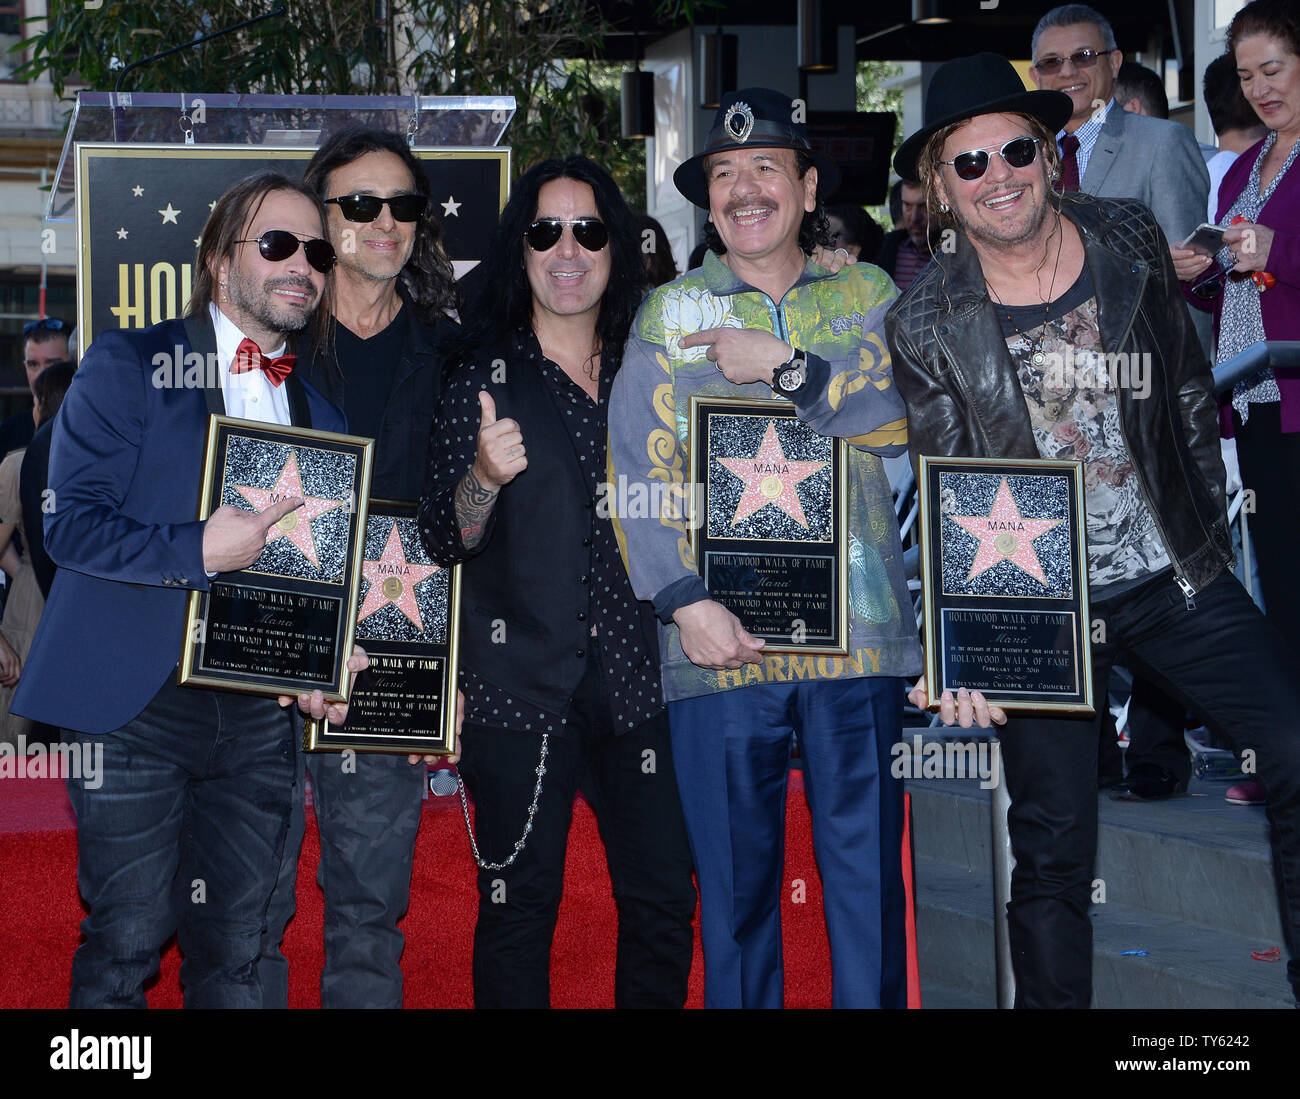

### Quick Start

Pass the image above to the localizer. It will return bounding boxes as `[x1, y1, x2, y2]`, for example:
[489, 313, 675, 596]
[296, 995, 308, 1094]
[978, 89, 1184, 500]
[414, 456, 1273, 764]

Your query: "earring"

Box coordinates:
[219, 284, 229, 303]
[1050, 170, 1060, 182]
[939, 202, 950, 213]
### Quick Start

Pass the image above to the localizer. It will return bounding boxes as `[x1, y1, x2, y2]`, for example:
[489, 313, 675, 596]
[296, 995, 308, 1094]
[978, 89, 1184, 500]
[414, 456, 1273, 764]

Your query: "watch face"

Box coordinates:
[778, 367, 805, 392]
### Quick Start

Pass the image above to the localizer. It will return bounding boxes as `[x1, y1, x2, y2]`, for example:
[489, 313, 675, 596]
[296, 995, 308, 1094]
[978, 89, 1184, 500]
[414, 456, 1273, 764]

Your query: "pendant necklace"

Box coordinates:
[988, 222, 1065, 368]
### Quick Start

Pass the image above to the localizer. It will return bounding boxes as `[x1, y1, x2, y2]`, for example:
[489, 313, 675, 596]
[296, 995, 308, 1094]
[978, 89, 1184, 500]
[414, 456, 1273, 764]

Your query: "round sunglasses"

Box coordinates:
[940, 136, 1041, 181]
[524, 217, 609, 252]
[235, 230, 336, 273]
[324, 193, 427, 223]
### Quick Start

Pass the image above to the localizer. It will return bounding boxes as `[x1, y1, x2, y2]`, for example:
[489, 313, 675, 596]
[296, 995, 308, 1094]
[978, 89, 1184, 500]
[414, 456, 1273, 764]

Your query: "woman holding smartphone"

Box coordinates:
[1172, 0, 1300, 805]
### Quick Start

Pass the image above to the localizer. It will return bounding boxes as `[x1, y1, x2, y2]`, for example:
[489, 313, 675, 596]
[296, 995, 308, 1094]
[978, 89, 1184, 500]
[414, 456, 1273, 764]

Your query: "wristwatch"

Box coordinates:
[772, 350, 807, 395]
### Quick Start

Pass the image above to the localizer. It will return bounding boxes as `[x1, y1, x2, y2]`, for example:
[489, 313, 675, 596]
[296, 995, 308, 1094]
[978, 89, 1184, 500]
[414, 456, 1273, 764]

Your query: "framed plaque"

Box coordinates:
[304, 500, 461, 755]
[180, 416, 373, 701]
[688, 394, 848, 655]
[919, 455, 1093, 714]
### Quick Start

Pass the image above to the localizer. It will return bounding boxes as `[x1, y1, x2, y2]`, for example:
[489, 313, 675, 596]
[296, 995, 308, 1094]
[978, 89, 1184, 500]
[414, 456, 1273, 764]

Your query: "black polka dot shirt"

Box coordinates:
[426, 327, 662, 735]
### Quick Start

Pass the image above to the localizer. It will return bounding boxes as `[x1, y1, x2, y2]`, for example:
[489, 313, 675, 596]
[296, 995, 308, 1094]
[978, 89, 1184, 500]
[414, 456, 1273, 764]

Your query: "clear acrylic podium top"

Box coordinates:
[47, 92, 516, 221]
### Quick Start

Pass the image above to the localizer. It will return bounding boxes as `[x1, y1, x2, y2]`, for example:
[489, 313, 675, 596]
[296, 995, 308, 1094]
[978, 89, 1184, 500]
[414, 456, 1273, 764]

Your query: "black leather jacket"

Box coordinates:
[884, 192, 1232, 597]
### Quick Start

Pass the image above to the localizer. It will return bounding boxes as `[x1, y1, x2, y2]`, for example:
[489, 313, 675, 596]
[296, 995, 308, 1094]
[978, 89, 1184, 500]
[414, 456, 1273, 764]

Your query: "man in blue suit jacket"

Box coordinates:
[13, 172, 364, 1008]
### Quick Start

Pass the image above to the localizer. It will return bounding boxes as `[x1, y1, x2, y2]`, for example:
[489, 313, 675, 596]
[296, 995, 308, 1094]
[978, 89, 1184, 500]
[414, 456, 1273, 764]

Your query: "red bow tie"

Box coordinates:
[231, 337, 296, 387]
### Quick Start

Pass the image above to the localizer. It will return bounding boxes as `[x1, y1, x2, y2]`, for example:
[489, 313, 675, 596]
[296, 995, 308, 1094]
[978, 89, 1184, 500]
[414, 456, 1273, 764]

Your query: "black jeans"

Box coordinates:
[457, 645, 696, 1008]
[1000, 570, 1300, 1008]
[67, 676, 296, 1008]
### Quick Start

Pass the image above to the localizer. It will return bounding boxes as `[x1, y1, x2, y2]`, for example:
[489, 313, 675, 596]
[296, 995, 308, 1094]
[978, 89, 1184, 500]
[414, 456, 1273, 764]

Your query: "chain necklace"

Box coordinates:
[987, 218, 1065, 368]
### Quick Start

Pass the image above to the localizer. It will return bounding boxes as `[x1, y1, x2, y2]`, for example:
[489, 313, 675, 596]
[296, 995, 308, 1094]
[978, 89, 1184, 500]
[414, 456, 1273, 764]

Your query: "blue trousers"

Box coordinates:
[260, 746, 426, 1008]
[67, 675, 296, 1009]
[669, 675, 907, 1008]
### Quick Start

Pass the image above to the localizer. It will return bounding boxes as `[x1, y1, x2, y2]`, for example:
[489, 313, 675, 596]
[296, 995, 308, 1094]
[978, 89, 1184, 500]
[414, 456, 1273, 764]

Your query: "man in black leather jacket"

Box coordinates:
[886, 53, 1300, 1008]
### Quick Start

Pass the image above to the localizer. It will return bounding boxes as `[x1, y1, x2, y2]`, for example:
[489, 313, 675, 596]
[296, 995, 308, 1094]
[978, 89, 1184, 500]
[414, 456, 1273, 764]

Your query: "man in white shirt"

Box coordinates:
[13, 172, 365, 1007]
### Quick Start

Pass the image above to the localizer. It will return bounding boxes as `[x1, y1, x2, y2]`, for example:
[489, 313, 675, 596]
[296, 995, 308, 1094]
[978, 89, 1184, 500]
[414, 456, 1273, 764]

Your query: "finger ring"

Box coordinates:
[834, 247, 848, 257]
[1230, 250, 1238, 263]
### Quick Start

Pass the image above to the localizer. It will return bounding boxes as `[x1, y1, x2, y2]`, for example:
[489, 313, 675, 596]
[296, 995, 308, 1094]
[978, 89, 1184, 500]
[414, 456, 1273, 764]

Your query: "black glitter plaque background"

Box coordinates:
[939, 471, 1073, 599]
[706, 412, 833, 543]
[356, 516, 448, 645]
[221, 437, 355, 584]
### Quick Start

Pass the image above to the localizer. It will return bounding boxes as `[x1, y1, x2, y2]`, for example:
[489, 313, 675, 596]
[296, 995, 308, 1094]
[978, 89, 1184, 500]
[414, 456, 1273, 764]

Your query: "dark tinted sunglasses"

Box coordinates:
[1033, 48, 1113, 75]
[23, 317, 69, 336]
[324, 193, 427, 223]
[524, 217, 609, 252]
[941, 136, 1040, 181]
[235, 230, 336, 273]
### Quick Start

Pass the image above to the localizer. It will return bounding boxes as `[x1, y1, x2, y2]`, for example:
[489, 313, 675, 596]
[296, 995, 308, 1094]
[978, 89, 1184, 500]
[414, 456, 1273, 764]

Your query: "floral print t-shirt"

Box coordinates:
[994, 264, 1171, 598]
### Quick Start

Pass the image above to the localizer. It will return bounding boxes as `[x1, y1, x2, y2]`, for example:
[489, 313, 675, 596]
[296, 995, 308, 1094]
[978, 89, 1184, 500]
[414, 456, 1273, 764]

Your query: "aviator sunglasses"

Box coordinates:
[324, 193, 427, 223]
[940, 136, 1041, 181]
[524, 217, 609, 252]
[235, 230, 337, 273]
[1033, 48, 1113, 75]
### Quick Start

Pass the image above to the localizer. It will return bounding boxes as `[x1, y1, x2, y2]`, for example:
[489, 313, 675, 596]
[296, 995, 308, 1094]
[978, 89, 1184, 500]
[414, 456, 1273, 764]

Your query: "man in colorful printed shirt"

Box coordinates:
[608, 88, 922, 1009]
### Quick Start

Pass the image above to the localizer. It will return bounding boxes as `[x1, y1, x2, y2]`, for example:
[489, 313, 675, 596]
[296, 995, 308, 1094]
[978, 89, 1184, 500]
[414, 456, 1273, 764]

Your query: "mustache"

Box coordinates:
[722, 200, 777, 217]
[265, 276, 317, 293]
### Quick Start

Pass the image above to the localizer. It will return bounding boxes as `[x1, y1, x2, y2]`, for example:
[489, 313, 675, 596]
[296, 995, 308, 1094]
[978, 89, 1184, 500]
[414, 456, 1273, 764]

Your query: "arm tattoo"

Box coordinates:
[455, 466, 499, 549]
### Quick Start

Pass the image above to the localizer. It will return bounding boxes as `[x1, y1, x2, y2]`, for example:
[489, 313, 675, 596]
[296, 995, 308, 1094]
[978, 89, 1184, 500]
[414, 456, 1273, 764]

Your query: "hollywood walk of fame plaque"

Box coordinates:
[688, 395, 848, 655]
[304, 500, 461, 754]
[918, 455, 1093, 714]
[180, 416, 373, 701]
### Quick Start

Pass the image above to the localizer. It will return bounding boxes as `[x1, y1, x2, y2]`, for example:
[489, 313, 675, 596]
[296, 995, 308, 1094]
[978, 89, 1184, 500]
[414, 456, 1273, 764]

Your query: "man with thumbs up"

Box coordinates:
[12, 172, 364, 1008]
[419, 157, 695, 1008]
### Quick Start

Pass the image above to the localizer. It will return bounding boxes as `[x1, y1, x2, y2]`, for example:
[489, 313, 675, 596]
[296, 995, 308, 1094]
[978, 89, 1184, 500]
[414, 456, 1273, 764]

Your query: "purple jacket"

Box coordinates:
[1189, 136, 1300, 434]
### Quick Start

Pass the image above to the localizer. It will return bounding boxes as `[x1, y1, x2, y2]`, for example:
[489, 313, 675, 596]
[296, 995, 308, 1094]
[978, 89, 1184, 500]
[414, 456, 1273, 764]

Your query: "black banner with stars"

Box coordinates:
[75, 143, 508, 348]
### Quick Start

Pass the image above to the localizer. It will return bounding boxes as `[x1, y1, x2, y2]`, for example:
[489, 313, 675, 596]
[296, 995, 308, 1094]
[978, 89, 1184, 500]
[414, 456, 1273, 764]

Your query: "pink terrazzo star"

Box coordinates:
[358, 522, 441, 631]
[232, 450, 344, 570]
[717, 420, 828, 528]
[950, 477, 1063, 585]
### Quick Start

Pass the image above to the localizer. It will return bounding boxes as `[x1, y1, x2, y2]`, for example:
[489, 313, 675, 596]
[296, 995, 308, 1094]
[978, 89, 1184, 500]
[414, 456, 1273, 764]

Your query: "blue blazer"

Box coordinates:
[12, 313, 347, 734]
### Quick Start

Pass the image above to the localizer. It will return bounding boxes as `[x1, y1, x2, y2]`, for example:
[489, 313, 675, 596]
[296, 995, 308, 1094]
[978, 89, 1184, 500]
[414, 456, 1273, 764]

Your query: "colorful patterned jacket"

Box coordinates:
[608, 251, 923, 703]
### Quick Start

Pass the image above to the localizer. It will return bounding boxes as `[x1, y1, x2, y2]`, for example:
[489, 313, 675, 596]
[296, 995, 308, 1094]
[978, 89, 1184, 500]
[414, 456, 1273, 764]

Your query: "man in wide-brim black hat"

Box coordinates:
[610, 87, 924, 1008]
[888, 52, 1300, 1010]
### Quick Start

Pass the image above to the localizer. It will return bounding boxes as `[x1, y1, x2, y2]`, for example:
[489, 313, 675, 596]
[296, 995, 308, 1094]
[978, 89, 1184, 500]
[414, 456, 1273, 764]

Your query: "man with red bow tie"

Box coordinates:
[13, 172, 365, 1008]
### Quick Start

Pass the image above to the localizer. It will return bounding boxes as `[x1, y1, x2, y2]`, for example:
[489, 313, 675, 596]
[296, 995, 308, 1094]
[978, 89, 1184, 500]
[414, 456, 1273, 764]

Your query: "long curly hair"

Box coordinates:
[457, 156, 644, 378]
[700, 149, 833, 256]
[303, 128, 459, 328]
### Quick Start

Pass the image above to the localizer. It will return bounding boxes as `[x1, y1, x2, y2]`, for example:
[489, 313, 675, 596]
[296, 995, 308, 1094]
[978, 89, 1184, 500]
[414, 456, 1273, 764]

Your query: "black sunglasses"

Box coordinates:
[23, 317, 69, 336]
[324, 193, 427, 223]
[941, 136, 1041, 181]
[235, 230, 336, 273]
[1033, 48, 1113, 75]
[524, 217, 609, 252]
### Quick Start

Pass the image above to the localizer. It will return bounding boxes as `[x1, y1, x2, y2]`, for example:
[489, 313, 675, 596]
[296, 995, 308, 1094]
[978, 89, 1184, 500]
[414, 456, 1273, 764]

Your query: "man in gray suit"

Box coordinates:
[1030, 4, 1211, 351]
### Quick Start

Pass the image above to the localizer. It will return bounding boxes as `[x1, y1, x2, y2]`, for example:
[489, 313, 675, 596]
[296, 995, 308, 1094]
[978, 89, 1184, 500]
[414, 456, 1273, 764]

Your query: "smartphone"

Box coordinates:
[1179, 223, 1227, 256]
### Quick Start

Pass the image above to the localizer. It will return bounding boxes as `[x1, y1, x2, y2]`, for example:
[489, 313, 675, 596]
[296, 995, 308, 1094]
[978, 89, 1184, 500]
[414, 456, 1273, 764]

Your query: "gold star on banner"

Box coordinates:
[193, 238, 201, 248]
[132, 185, 144, 197]
[950, 477, 1064, 585]
[116, 228, 128, 240]
[232, 451, 345, 570]
[158, 203, 180, 225]
[357, 523, 441, 631]
[717, 420, 828, 528]
[441, 195, 461, 217]
[209, 200, 217, 211]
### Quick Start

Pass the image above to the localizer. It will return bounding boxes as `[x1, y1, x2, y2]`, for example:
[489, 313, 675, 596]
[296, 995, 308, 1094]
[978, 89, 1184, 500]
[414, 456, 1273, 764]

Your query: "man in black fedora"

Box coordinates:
[887, 52, 1300, 1008]
[610, 87, 922, 1007]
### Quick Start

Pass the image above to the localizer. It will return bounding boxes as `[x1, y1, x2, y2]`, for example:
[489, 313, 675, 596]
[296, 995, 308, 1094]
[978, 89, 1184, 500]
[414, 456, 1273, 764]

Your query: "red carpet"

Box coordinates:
[0, 768, 916, 1008]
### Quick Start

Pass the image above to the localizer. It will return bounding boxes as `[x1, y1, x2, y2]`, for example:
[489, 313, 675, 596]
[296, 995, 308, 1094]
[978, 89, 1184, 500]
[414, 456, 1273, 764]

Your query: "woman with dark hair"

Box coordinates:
[637, 214, 679, 288]
[826, 203, 884, 260]
[419, 156, 695, 1008]
[0, 359, 75, 745]
[1173, 0, 1300, 807]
